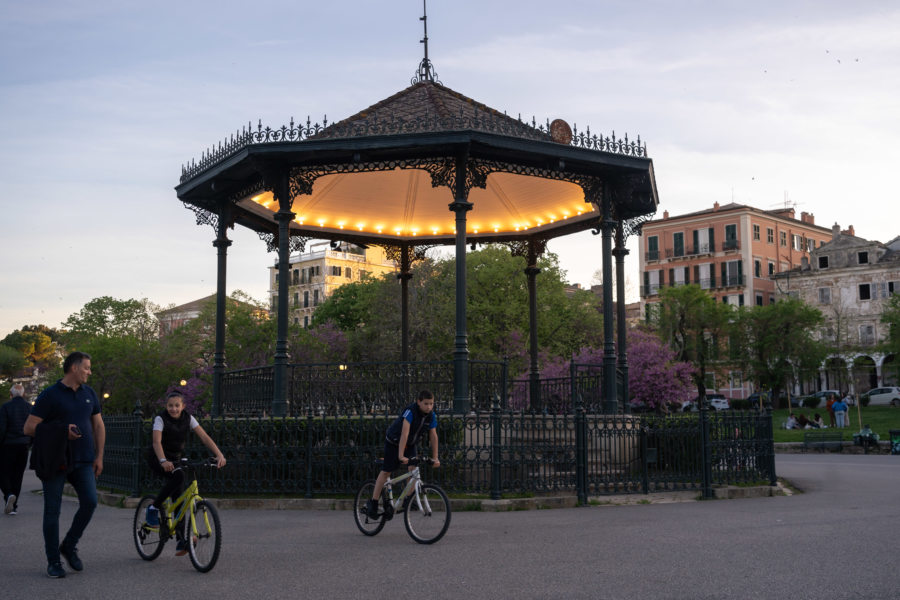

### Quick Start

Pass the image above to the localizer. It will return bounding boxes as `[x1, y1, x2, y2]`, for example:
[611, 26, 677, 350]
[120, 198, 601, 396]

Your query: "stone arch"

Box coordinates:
[851, 355, 878, 394]
[824, 356, 849, 392]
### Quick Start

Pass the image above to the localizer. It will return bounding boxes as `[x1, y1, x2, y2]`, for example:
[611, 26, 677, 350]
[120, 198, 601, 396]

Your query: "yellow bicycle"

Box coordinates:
[133, 458, 222, 572]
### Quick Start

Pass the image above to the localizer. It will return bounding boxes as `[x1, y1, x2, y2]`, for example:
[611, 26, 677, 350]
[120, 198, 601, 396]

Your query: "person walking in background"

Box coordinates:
[24, 352, 105, 579]
[826, 393, 837, 428]
[0, 383, 32, 515]
[832, 395, 848, 428]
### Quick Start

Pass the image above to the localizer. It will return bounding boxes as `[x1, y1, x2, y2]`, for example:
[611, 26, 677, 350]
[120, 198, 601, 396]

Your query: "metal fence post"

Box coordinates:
[641, 426, 650, 495]
[764, 398, 777, 486]
[700, 400, 713, 498]
[575, 392, 587, 505]
[305, 406, 314, 499]
[491, 394, 501, 500]
[131, 400, 143, 497]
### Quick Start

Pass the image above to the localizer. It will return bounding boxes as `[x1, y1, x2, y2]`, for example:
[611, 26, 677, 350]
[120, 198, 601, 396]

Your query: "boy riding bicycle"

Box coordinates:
[145, 391, 225, 555]
[366, 390, 440, 518]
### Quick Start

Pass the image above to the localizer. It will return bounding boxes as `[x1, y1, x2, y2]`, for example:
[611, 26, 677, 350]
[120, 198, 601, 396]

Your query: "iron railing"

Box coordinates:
[99, 407, 775, 500]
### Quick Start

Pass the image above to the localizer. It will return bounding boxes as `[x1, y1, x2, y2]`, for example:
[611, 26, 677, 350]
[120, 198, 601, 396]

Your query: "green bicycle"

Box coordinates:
[133, 458, 222, 572]
[354, 457, 451, 544]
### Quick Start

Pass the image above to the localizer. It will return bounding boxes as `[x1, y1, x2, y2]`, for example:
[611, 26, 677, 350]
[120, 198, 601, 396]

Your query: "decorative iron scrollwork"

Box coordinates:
[257, 231, 311, 254]
[505, 239, 548, 261]
[379, 244, 434, 266]
[622, 213, 654, 239]
[182, 201, 218, 233]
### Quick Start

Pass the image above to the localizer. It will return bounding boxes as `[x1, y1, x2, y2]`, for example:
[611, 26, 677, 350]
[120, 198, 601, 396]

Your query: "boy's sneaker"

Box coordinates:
[47, 562, 66, 578]
[4, 494, 15, 514]
[365, 498, 379, 518]
[175, 539, 188, 556]
[145, 505, 159, 526]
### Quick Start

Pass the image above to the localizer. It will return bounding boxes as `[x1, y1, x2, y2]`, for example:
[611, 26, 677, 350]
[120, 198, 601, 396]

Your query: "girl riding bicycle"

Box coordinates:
[366, 390, 440, 518]
[145, 391, 225, 555]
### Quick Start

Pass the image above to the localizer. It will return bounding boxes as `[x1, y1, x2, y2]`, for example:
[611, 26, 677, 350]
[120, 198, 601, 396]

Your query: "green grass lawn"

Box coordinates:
[771, 405, 900, 443]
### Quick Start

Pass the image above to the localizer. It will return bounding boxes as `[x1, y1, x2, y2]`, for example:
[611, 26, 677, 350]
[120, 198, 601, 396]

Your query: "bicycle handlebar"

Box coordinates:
[374, 457, 436, 467]
[172, 457, 221, 471]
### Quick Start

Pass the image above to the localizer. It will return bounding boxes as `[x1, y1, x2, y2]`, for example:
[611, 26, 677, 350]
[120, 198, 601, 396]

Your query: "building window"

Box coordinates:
[890, 281, 898, 294]
[756, 294, 763, 306]
[818, 256, 829, 269]
[293, 292, 299, 307]
[673, 232, 684, 257]
[331, 266, 342, 276]
[724, 224, 738, 250]
[345, 267, 352, 278]
[769, 295, 775, 304]
[647, 236, 659, 261]
[780, 231, 787, 247]
[313, 289, 320, 306]
[754, 260, 761, 278]
[859, 284, 871, 300]
[821, 327, 835, 342]
[692, 228, 713, 255]
[303, 291, 309, 308]
[722, 260, 742, 286]
[293, 317, 299, 325]
[807, 238, 815, 252]
[858, 251, 869, 264]
[292, 269, 300, 285]
[859, 324, 875, 346]
[792, 234, 803, 251]
[768, 261, 775, 276]
[818, 288, 831, 304]
[303, 316, 309, 328]
[767, 228, 774, 243]
[730, 371, 743, 389]
[753, 224, 760, 240]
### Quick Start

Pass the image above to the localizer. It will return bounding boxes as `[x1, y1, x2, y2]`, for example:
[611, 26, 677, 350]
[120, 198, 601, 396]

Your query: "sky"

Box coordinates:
[1, 0, 899, 339]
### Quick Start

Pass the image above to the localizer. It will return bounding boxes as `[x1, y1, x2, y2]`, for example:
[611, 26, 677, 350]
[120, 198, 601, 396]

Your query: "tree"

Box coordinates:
[627, 328, 696, 411]
[881, 293, 900, 355]
[1, 327, 59, 369]
[312, 245, 604, 368]
[62, 296, 159, 345]
[0, 344, 27, 378]
[731, 297, 827, 408]
[653, 285, 734, 402]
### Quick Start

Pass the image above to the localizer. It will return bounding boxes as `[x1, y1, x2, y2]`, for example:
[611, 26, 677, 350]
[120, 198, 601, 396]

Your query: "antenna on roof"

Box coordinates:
[411, 0, 441, 85]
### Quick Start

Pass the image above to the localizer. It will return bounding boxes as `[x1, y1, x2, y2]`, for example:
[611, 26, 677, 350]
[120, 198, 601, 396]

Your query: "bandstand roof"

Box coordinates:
[176, 79, 658, 248]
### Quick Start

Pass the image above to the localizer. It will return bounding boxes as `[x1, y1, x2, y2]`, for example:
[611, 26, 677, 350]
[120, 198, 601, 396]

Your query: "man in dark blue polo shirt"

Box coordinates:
[24, 351, 106, 579]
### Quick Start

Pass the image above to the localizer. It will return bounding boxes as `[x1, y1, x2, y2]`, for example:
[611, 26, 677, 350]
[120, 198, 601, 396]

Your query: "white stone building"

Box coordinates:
[774, 225, 900, 395]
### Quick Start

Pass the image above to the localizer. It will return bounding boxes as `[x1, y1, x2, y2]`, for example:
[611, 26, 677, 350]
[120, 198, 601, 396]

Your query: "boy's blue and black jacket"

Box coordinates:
[385, 402, 437, 448]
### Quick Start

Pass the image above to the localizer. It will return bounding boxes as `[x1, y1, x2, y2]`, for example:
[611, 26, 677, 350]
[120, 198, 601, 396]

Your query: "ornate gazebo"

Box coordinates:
[175, 50, 657, 417]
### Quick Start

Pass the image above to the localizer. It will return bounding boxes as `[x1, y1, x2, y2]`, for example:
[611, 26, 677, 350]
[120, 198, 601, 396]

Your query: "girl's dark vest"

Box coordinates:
[157, 410, 192, 459]
[385, 403, 430, 448]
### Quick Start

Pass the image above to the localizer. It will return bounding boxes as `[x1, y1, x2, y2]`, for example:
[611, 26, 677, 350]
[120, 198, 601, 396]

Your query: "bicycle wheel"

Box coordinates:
[404, 484, 451, 544]
[187, 500, 221, 573]
[353, 480, 386, 536]
[133, 495, 165, 560]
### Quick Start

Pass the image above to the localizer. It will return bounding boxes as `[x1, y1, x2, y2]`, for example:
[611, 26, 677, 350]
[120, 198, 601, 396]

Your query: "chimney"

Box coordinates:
[713, 202, 720, 211]
[842, 225, 855, 237]
[832, 223, 841, 241]
[663, 210, 669, 219]
[800, 211, 815, 224]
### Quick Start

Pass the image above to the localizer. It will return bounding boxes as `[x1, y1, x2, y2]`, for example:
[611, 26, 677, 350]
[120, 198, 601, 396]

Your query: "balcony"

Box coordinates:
[722, 239, 740, 252]
[715, 274, 745, 289]
[645, 250, 660, 262]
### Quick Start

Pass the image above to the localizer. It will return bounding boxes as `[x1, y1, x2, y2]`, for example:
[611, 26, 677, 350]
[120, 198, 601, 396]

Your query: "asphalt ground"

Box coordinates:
[1, 453, 897, 600]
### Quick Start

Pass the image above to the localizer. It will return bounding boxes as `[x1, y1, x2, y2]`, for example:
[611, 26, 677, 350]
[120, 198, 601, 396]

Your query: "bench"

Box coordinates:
[803, 429, 843, 452]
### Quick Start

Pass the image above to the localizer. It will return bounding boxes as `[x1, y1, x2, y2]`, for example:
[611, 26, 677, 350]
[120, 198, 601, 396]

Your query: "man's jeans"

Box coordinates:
[42, 464, 97, 564]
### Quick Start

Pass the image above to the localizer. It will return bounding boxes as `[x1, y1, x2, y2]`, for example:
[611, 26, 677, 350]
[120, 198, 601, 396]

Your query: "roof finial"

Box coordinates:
[411, 0, 441, 85]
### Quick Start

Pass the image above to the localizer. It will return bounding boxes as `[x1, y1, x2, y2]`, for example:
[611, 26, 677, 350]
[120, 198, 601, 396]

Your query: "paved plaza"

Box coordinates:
[1, 454, 897, 599]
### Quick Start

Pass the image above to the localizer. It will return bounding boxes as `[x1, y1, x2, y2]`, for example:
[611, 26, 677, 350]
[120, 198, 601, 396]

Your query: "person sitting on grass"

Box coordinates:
[812, 414, 825, 428]
[145, 391, 225, 556]
[785, 413, 799, 430]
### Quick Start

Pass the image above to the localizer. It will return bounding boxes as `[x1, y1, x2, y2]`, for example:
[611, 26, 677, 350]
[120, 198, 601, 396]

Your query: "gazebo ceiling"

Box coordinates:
[240, 169, 597, 243]
[176, 80, 658, 246]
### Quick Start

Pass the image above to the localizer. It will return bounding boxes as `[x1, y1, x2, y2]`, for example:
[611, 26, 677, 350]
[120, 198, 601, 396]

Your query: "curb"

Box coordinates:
[111, 484, 782, 511]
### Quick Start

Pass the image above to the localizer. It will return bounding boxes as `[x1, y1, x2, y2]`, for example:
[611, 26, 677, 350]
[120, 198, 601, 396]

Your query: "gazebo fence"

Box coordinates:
[98, 361, 776, 500]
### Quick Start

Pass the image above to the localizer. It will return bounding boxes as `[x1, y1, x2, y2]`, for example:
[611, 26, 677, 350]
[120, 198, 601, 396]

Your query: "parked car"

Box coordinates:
[861, 386, 900, 407]
[682, 394, 730, 412]
[746, 392, 800, 409]
[802, 390, 842, 408]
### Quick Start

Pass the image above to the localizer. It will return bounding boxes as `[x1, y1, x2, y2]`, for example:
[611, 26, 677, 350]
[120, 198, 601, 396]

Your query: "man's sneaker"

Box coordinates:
[47, 562, 66, 578]
[365, 498, 379, 518]
[60, 545, 83, 572]
[145, 505, 160, 527]
[4, 494, 15, 514]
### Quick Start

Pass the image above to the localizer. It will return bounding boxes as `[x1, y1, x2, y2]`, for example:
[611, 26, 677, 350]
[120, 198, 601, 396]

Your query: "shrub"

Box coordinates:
[730, 399, 751, 411]
[802, 396, 820, 409]
[860, 394, 870, 407]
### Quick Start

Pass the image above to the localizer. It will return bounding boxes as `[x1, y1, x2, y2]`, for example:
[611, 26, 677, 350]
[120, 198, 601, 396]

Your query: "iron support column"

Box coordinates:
[600, 193, 618, 414]
[398, 245, 412, 363]
[450, 152, 472, 413]
[272, 170, 294, 418]
[526, 243, 541, 412]
[614, 221, 629, 413]
[212, 202, 231, 418]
